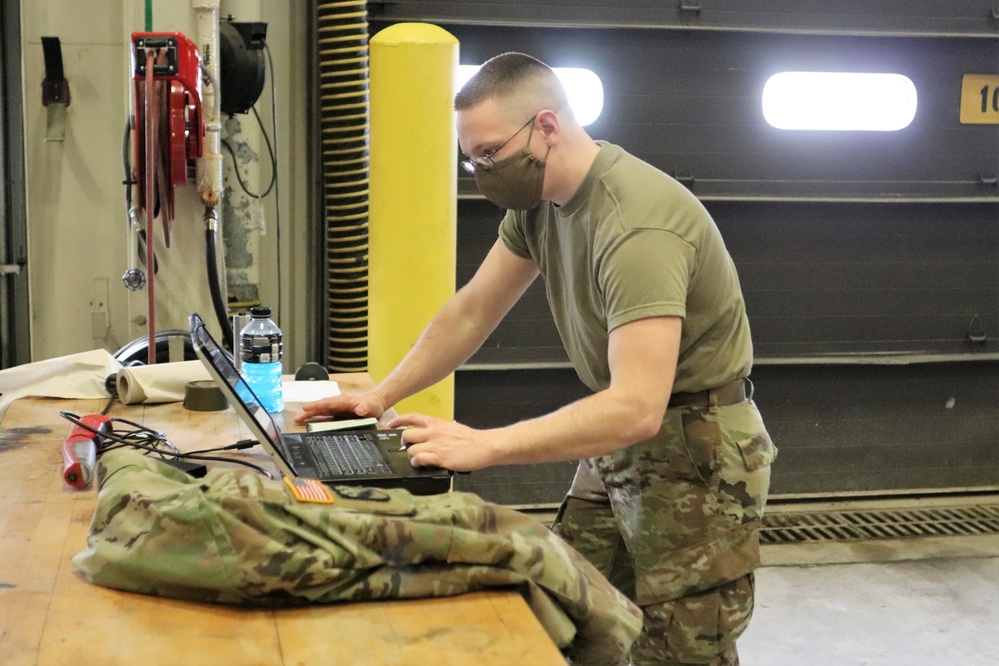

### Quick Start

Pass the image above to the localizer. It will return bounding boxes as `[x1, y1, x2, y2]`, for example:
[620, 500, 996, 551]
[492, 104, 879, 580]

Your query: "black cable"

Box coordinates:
[185, 439, 258, 455]
[264, 42, 282, 326]
[220, 138, 260, 198]
[122, 116, 133, 209]
[99, 393, 117, 416]
[253, 106, 278, 196]
[61, 411, 177, 455]
[219, 109, 277, 199]
[205, 225, 234, 351]
[104, 414, 170, 437]
[58, 411, 273, 478]
[99, 367, 127, 415]
[172, 453, 273, 477]
[97, 431, 179, 457]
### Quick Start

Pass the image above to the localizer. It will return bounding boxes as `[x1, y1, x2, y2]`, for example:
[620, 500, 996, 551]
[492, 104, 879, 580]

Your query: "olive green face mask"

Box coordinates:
[472, 144, 548, 211]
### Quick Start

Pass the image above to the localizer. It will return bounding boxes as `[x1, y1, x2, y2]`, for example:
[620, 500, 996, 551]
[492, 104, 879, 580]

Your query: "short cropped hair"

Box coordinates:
[454, 52, 570, 118]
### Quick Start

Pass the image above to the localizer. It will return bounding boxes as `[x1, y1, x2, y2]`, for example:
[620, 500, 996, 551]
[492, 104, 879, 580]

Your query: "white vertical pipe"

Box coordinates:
[191, 0, 228, 335]
[122, 0, 143, 342]
[192, 0, 223, 208]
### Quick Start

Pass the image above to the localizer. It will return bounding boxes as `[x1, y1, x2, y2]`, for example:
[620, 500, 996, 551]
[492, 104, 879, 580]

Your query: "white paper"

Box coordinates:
[0, 349, 122, 422]
[281, 380, 340, 403]
[116, 361, 213, 404]
[306, 417, 378, 432]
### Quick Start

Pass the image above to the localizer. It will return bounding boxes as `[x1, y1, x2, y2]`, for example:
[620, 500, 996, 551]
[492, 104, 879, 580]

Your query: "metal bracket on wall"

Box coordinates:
[672, 169, 696, 188]
[967, 314, 987, 344]
[679, 1, 702, 14]
[366, 1, 399, 15]
[40, 36, 70, 143]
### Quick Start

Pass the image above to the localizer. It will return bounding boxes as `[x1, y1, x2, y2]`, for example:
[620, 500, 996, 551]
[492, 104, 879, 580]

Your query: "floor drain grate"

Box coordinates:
[760, 504, 999, 545]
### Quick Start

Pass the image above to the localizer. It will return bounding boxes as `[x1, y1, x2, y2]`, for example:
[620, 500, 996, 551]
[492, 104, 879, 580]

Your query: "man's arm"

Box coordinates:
[396, 315, 682, 470]
[296, 239, 538, 422]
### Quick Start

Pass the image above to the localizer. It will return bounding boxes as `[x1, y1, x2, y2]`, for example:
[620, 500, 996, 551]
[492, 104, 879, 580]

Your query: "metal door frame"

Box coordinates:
[0, 0, 29, 369]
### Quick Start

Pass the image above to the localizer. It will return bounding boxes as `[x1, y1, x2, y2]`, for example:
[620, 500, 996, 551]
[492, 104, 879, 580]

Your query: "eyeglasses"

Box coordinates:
[460, 115, 536, 174]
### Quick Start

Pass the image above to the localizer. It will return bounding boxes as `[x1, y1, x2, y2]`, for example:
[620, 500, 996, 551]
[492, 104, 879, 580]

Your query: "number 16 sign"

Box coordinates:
[960, 74, 999, 124]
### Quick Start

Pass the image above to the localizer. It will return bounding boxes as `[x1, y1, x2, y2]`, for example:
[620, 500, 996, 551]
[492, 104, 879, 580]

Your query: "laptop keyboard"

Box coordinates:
[312, 433, 391, 477]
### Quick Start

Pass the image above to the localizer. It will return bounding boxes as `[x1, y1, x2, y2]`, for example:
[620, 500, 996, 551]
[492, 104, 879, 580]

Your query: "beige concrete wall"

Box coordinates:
[21, 0, 311, 367]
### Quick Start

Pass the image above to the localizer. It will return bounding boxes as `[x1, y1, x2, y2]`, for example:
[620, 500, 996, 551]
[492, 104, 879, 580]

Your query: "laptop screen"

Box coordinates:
[189, 313, 282, 445]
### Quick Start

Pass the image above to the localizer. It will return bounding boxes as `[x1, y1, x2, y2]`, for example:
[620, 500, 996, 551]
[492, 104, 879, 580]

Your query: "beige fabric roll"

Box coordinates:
[116, 361, 212, 404]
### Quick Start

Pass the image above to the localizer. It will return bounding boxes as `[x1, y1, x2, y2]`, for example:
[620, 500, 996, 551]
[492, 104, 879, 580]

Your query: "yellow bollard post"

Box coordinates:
[368, 23, 458, 419]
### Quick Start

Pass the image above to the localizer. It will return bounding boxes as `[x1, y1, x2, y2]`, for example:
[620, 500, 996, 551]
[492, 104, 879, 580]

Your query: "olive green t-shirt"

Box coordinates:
[498, 142, 752, 394]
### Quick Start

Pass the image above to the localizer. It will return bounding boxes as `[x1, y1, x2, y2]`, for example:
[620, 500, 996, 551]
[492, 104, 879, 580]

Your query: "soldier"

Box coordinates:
[297, 52, 776, 665]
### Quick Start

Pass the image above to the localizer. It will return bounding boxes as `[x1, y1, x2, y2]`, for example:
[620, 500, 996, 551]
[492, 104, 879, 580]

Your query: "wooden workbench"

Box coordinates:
[0, 374, 566, 665]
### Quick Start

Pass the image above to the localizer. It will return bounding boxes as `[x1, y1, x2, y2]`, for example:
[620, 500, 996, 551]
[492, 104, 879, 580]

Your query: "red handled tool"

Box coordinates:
[62, 414, 112, 489]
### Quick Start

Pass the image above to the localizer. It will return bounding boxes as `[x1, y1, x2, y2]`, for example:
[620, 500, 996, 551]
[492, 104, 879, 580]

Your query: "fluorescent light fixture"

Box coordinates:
[763, 72, 917, 131]
[457, 64, 604, 126]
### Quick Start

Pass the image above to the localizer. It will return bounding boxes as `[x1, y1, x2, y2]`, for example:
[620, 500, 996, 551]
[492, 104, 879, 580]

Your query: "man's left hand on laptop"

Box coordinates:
[295, 390, 388, 424]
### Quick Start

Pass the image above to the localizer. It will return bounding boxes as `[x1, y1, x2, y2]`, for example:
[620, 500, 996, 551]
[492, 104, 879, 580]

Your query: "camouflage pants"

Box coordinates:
[553, 398, 775, 665]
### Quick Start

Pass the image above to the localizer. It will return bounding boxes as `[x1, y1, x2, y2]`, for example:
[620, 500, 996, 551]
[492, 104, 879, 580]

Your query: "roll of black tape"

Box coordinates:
[183, 380, 229, 412]
[294, 361, 330, 381]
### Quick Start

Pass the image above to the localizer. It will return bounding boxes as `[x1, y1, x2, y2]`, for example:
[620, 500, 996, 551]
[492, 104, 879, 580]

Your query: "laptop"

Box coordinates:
[189, 313, 452, 495]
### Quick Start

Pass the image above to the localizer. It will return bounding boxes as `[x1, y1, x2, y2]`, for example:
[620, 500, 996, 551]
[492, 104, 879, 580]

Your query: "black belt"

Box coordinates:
[669, 378, 751, 409]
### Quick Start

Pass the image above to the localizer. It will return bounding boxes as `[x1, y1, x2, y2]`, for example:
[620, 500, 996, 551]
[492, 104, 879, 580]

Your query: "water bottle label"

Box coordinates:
[241, 334, 283, 364]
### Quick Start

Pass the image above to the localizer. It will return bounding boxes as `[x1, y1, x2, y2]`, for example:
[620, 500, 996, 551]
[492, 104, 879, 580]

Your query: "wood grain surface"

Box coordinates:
[0, 374, 565, 666]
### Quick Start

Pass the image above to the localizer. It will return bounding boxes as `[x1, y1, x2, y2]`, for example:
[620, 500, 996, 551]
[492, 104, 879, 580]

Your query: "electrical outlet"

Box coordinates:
[90, 311, 107, 339]
[90, 277, 109, 340]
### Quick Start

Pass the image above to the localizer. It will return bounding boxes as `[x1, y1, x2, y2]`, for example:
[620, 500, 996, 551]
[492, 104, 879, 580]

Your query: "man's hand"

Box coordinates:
[389, 413, 495, 472]
[294, 391, 388, 424]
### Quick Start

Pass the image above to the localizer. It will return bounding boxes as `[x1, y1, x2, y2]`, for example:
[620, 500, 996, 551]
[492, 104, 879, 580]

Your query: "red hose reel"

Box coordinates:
[131, 32, 204, 240]
[129, 32, 205, 363]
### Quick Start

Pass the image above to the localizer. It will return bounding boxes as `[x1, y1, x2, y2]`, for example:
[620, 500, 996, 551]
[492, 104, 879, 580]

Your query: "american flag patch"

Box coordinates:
[284, 477, 335, 504]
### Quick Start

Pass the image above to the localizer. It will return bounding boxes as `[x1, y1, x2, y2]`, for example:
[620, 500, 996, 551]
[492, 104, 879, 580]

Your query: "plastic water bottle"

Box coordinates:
[239, 306, 284, 414]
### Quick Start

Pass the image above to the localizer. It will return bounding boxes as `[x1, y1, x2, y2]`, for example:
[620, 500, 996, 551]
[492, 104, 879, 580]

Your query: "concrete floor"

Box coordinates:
[739, 534, 999, 665]
[534, 497, 999, 664]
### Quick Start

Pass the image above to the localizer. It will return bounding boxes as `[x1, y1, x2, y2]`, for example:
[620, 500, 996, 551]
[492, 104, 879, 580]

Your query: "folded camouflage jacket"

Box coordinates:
[74, 450, 642, 666]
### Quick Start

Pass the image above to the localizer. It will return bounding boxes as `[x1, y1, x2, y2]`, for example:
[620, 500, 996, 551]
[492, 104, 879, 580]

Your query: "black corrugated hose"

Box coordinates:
[316, 0, 370, 372]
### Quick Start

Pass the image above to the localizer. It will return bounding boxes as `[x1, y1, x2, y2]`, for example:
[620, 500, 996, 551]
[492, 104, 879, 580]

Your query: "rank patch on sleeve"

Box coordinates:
[284, 477, 336, 504]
